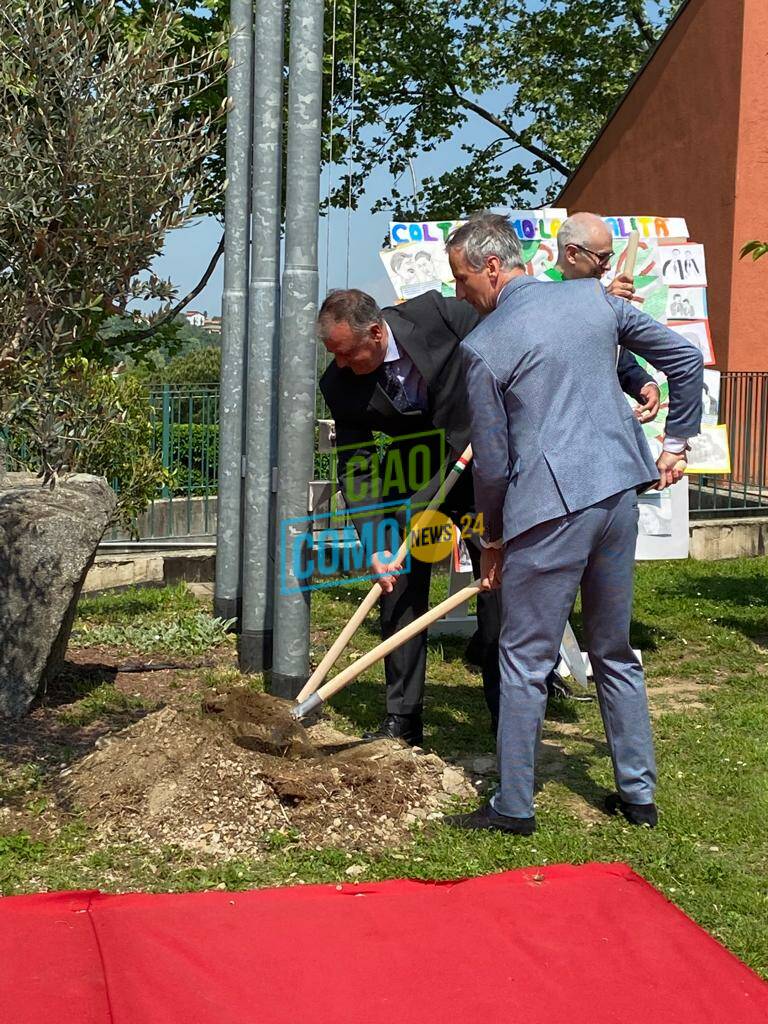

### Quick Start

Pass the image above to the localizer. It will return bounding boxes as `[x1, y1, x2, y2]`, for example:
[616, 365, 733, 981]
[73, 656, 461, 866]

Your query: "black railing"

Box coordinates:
[689, 372, 768, 519]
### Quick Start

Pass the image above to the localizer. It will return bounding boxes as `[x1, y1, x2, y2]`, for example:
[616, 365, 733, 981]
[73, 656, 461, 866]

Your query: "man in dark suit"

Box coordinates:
[318, 288, 492, 746]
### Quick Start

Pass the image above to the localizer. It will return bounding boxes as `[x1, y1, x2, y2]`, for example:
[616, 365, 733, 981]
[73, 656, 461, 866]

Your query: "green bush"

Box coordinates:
[160, 345, 220, 385]
[168, 423, 219, 495]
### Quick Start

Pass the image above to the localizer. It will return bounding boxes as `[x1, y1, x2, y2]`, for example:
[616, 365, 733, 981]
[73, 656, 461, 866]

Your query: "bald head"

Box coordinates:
[556, 212, 614, 280]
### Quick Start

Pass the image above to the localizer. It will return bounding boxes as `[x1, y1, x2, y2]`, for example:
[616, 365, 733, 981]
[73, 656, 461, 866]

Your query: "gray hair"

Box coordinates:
[317, 288, 383, 342]
[446, 213, 524, 271]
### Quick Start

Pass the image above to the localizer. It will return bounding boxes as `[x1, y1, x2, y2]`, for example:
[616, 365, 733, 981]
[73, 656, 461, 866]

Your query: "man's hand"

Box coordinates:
[371, 550, 404, 593]
[480, 546, 503, 590]
[607, 273, 644, 303]
[655, 450, 687, 490]
[634, 382, 661, 423]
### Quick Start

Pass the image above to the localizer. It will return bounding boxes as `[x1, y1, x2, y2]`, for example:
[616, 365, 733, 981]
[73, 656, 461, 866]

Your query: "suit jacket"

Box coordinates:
[462, 276, 704, 544]
[320, 291, 481, 536]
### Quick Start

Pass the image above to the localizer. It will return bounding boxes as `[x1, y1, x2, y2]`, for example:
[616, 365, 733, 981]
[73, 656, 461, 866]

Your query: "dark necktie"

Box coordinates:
[379, 363, 413, 413]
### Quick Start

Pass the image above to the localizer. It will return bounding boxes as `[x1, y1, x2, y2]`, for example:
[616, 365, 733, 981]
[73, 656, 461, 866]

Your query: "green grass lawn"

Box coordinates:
[1, 558, 766, 975]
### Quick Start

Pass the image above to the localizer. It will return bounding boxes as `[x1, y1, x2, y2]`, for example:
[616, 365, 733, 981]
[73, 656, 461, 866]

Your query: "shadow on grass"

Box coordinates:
[0, 661, 152, 800]
[44, 661, 119, 708]
[568, 610, 661, 655]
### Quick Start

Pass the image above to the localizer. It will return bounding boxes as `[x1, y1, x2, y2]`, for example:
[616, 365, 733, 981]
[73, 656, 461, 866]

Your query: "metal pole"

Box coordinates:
[215, 0, 254, 624]
[271, 0, 325, 697]
[239, 0, 285, 671]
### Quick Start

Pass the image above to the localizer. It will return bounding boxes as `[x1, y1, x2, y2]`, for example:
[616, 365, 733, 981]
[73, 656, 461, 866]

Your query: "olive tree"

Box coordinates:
[0, 0, 224, 489]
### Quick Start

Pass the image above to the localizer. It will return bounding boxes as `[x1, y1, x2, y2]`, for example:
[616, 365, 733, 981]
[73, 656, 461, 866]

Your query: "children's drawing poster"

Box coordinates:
[686, 424, 731, 474]
[603, 240, 668, 321]
[669, 320, 715, 366]
[659, 243, 707, 287]
[380, 241, 455, 301]
[666, 287, 707, 320]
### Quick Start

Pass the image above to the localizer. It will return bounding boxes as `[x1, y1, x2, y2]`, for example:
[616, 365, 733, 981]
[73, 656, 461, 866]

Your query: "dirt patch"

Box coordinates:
[57, 689, 477, 856]
[647, 678, 717, 717]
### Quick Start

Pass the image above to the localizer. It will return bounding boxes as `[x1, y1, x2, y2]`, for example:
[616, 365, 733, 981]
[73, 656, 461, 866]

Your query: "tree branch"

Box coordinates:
[110, 233, 225, 346]
[448, 85, 572, 178]
[628, 1, 657, 47]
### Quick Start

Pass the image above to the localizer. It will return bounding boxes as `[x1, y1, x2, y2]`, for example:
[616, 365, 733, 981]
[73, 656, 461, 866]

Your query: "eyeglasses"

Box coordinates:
[572, 243, 614, 267]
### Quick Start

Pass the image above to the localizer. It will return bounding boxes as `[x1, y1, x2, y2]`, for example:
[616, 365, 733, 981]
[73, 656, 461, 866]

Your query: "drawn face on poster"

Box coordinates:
[686, 424, 731, 474]
[666, 287, 707, 320]
[380, 241, 455, 301]
[659, 243, 707, 287]
[669, 319, 715, 366]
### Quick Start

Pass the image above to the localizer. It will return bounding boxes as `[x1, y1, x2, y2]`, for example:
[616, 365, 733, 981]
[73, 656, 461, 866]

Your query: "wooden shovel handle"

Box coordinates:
[295, 444, 473, 703]
[623, 229, 640, 279]
[315, 582, 484, 705]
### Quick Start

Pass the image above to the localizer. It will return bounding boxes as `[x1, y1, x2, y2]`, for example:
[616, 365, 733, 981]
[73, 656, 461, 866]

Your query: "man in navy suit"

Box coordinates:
[444, 213, 703, 834]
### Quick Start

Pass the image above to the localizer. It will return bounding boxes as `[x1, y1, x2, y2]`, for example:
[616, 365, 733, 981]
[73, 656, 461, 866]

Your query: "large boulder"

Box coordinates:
[0, 472, 116, 717]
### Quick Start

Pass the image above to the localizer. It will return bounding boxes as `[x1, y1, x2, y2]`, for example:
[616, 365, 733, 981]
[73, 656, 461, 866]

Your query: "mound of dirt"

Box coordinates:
[58, 689, 477, 856]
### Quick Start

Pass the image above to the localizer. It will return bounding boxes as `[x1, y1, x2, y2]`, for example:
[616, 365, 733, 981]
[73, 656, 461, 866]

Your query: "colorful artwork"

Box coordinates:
[380, 241, 455, 301]
[666, 286, 707, 320]
[686, 424, 731, 474]
[389, 221, 462, 247]
[669, 320, 715, 366]
[604, 240, 669, 321]
[602, 215, 688, 241]
[659, 243, 707, 287]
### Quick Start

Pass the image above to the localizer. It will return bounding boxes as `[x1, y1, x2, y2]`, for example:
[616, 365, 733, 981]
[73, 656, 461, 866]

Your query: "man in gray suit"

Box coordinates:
[444, 213, 703, 835]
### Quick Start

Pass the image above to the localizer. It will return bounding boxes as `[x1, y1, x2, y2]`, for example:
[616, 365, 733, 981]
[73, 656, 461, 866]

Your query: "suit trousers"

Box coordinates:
[492, 488, 656, 819]
[379, 521, 501, 719]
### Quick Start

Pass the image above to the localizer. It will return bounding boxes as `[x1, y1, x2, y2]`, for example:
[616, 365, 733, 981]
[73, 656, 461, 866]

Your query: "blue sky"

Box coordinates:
[151, 90, 548, 315]
[151, 1, 670, 315]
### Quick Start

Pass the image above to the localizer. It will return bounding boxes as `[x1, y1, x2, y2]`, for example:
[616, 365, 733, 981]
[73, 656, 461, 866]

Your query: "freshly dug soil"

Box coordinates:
[59, 688, 477, 856]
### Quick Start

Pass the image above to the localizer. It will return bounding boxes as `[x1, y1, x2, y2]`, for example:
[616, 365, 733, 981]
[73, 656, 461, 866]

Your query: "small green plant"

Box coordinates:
[72, 612, 235, 657]
[77, 583, 199, 624]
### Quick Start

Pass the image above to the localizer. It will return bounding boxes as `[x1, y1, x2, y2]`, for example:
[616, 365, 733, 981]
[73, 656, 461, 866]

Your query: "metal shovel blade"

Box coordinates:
[559, 621, 589, 689]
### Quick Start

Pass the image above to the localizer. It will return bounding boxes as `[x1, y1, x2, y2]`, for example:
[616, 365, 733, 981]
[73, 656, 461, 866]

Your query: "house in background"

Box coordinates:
[184, 310, 206, 328]
[558, 0, 768, 372]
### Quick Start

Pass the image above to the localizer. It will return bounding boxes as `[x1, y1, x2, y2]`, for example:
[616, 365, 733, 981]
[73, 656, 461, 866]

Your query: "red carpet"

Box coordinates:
[2, 863, 766, 1023]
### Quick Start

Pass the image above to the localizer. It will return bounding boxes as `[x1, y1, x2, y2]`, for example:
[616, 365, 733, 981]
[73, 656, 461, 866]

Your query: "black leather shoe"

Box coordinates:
[363, 713, 423, 747]
[605, 793, 658, 827]
[444, 802, 536, 835]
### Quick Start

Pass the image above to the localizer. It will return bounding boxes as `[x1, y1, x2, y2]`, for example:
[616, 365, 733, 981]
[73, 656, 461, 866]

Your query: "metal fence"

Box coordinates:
[688, 372, 768, 519]
[116, 372, 768, 539]
[108, 384, 220, 541]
